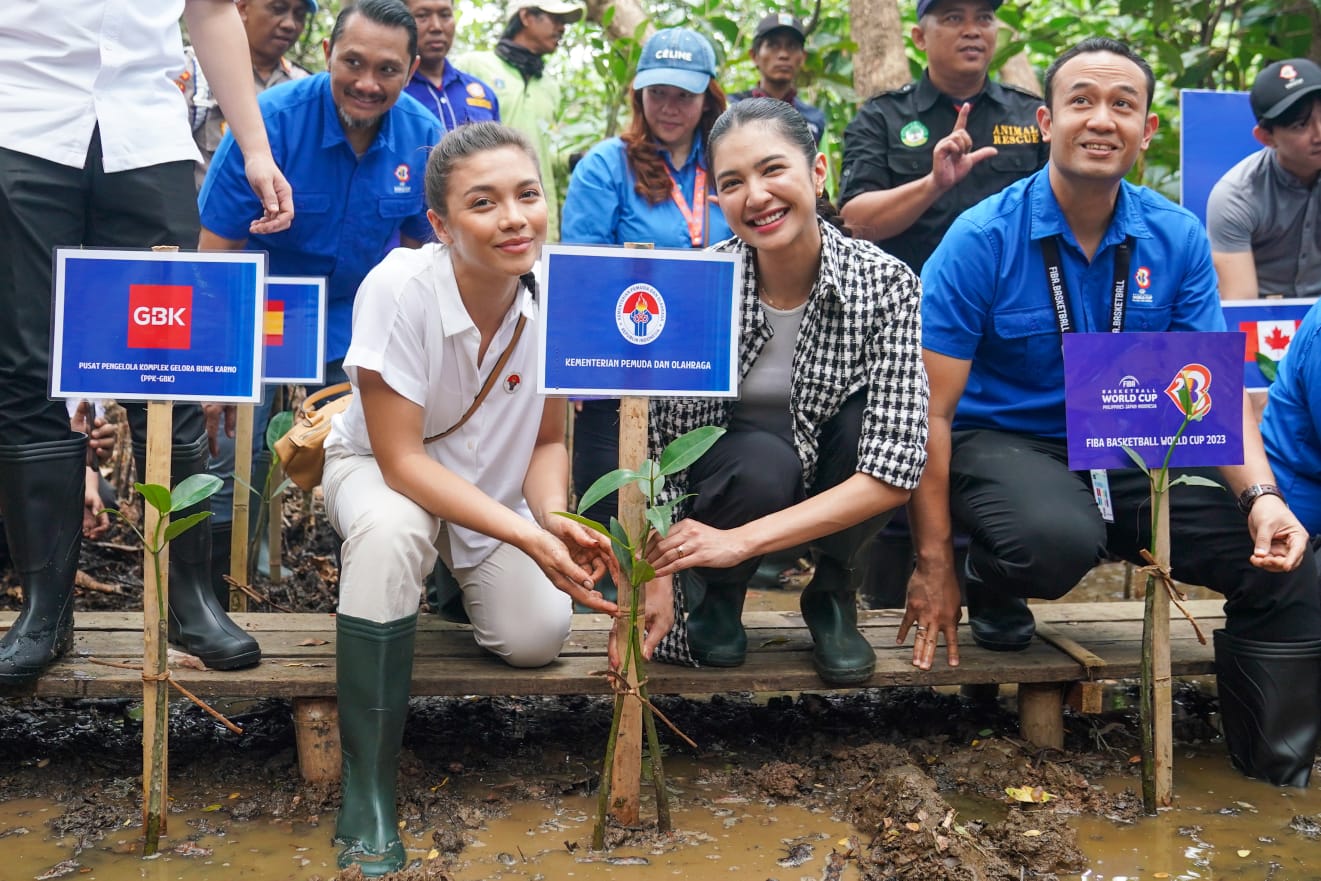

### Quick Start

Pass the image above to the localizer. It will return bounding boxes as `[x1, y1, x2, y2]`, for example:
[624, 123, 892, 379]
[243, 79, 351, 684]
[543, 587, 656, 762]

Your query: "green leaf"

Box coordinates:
[171, 473, 223, 511]
[577, 468, 639, 517]
[645, 505, 668, 539]
[1120, 446, 1150, 475]
[270, 477, 295, 497]
[1176, 381, 1193, 418]
[267, 410, 295, 457]
[658, 426, 726, 477]
[634, 459, 663, 502]
[163, 510, 213, 543]
[1255, 352, 1278, 384]
[135, 483, 173, 514]
[1169, 474, 1224, 490]
[608, 517, 634, 582]
[555, 510, 614, 541]
[631, 558, 656, 585]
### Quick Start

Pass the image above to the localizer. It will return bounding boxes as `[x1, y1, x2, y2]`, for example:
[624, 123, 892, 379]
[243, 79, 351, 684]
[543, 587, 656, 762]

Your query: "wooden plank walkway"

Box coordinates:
[0, 600, 1222, 698]
[1, 600, 1224, 776]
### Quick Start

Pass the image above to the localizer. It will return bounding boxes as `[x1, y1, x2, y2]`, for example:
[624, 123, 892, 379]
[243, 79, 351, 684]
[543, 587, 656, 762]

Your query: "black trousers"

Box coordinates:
[685, 391, 892, 589]
[0, 132, 205, 447]
[950, 429, 1321, 642]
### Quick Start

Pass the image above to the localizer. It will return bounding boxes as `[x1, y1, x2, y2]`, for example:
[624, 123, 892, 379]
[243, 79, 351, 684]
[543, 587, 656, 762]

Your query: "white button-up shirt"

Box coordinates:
[0, 1, 200, 172]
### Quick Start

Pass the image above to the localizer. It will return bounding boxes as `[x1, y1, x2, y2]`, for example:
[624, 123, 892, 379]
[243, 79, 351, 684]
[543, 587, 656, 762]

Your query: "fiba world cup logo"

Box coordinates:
[615, 283, 666, 345]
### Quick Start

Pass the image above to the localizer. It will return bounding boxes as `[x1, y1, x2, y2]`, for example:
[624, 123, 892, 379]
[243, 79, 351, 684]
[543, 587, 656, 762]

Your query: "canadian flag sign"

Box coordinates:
[1222, 298, 1318, 391]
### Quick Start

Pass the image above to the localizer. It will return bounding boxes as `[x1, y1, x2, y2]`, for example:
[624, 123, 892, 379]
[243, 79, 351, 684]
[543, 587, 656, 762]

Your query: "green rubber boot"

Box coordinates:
[801, 556, 876, 685]
[334, 613, 417, 877]
[685, 573, 748, 667]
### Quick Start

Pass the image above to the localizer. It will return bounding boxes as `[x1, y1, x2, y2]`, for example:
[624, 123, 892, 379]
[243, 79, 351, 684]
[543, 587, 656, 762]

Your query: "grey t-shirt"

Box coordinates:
[729, 301, 807, 441]
[1206, 147, 1321, 298]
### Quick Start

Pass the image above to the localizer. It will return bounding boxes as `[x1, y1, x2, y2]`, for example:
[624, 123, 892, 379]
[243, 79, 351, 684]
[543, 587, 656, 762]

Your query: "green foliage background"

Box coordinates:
[292, 0, 1319, 201]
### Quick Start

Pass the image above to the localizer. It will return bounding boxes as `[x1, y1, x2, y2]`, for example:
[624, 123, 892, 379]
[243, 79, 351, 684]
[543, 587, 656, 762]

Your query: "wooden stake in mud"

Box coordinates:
[228, 406, 254, 612]
[1141, 481, 1173, 810]
[141, 401, 173, 846]
[608, 241, 653, 826]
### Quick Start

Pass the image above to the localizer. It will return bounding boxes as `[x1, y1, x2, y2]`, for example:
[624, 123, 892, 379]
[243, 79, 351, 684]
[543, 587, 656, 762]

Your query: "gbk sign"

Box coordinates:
[51, 249, 266, 403]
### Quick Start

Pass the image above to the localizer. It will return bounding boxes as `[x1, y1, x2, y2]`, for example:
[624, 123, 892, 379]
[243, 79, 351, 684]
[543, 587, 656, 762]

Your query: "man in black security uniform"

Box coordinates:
[839, 0, 1047, 609]
[839, 0, 1047, 273]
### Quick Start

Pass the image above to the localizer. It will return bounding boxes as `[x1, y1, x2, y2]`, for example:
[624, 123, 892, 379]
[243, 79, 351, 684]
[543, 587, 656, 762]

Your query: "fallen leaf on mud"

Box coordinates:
[1234, 801, 1257, 811]
[1005, 785, 1055, 804]
[35, 860, 80, 880]
[201, 804, 222, 812]
[1153, 873, 1170, 878]
[1022, 829, 1042, 837]
[167, 649, 206, 670]
[172, 841, 212, 857]
[904, 822, 922, 832]
[1128, 755, 1142, 764]
[228, 792, 240, 799]
[1237, 849, 1251, 857]
[283, 662, 328, 667]
[427, 848, 440, 859]
[297, 638, 329, 646]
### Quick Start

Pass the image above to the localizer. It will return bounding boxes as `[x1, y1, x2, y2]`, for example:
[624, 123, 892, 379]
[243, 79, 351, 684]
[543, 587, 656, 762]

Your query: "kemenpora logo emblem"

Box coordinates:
[615, 283, 667, 345]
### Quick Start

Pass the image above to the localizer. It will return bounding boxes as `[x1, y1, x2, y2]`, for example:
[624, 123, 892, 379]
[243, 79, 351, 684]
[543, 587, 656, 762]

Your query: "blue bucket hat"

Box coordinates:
[633, 28, 718, 95]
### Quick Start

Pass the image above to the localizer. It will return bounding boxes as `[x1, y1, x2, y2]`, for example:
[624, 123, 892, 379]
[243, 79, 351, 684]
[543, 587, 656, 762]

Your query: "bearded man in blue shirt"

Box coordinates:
[906, 37, 1321, 788]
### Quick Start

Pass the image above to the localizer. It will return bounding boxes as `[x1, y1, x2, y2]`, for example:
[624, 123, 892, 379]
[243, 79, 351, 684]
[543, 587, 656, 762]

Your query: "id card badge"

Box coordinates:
[1090, 469, 1115, 523]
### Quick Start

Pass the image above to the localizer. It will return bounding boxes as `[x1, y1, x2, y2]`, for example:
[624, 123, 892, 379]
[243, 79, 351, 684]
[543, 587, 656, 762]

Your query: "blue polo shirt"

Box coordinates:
[199, 73, 439, 362]
[561, 135, 733, 248]
[1261, 300, 1321, 534]
[921, 167, 1224, 438]
[403, 61, 500, 131]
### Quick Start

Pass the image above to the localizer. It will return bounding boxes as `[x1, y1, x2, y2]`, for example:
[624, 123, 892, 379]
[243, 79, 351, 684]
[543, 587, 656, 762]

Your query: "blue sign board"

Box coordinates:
[51, 248, 265, 403]
[538, 245, 741, 397]
[1064, 332, 1244, 470]
[1179, 89, 1259, 225]
[1222, 297, 1317, 391]
[264, 276, 327, 384]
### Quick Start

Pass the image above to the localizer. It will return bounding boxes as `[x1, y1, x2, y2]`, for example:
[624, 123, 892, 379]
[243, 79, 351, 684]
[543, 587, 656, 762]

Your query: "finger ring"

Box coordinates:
[915, 624, 927, 632]
[677, 544, 685, 557]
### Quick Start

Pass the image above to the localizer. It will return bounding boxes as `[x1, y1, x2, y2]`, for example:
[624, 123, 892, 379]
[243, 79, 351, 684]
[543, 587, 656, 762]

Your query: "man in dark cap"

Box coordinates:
[731, 13, 826, 145]
[1208, 58, 1321, 301]
[839, 0, 1047, 272]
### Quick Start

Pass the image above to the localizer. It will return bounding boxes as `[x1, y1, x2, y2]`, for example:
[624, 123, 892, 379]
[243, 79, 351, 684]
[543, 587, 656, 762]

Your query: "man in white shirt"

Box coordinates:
[0, 0, 295, 684]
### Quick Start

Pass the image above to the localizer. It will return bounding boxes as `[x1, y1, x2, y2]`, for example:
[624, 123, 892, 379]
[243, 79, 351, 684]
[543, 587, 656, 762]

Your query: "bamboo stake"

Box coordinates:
[141, 401, 173, 851]
[229, 406, 253, 612]
[609, 395, 647, 826]
[1141, 476, 1173, 812]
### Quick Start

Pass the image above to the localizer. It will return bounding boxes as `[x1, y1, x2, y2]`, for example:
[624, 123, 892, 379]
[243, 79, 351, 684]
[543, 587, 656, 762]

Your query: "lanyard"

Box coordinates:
[424, 81, 461, 132]
[1039, 235, 1133, 334]
[667, 166, 708, 248]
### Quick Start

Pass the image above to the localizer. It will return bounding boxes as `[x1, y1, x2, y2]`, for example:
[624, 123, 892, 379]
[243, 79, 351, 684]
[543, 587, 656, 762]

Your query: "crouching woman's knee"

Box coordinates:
[336, 502, 438, 622]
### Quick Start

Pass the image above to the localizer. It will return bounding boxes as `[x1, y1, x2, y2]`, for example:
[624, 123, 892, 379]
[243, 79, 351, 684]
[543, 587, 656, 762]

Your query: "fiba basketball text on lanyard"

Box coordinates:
[1042, 232, 1134, 524]
[667, 166, 713, 248]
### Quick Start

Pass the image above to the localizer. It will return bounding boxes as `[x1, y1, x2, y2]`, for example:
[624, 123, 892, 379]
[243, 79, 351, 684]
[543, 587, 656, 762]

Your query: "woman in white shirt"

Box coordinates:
[321, 122, 615, 877]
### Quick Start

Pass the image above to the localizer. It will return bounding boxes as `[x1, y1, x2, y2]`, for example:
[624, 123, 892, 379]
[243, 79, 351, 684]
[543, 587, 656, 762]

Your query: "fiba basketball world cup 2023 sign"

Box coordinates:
[537, 245, 741, 398]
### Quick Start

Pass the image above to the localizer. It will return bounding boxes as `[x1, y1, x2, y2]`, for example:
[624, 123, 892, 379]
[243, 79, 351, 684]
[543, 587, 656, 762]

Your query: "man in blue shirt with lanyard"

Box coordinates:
[906, 37, 1321, 787]
[199, 0, 438, 582]
[402, 0, 500, 131]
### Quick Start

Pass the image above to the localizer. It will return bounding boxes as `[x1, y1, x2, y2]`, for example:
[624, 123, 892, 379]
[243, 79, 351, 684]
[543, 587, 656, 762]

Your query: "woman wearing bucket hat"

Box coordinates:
[562, 27, 733, 553]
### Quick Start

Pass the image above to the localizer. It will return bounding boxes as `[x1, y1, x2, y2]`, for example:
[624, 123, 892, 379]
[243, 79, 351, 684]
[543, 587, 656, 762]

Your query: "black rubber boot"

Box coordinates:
[141, 435, 261, 670]
[335, 612, 417, 876]
[685, 572, 748, 667]
[801, 555, 876, 685]
[965, 561, 1035, 652]
[1214, 629, 1321, 787]
[0, 434, 86, 686]
[209, 521, 233, 610]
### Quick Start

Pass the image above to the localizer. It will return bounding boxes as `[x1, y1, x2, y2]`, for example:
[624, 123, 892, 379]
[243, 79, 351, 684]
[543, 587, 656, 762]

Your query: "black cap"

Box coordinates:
[753, 12, 807, 43]
[1251, 58, 1321, 123]
[917, 0, 1002, 17]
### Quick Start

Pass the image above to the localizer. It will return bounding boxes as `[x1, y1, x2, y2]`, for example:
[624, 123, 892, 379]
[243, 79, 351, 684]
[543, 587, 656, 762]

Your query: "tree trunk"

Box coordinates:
[583, 0, 650, 42]
[851, 0, 909, 98]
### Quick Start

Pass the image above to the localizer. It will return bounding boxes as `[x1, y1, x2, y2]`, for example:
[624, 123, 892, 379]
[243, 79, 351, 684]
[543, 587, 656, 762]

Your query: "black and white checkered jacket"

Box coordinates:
[650, 220, 929, 508]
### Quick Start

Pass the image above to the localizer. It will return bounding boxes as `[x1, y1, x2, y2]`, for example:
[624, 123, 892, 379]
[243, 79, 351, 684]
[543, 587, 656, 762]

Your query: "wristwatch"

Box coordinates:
[1237, 483, 1285, 516]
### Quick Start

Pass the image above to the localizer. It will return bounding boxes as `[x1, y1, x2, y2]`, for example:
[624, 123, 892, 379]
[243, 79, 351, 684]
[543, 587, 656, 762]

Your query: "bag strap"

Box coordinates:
[300, 382, 353, 417]
[424, 312, 527, 444]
